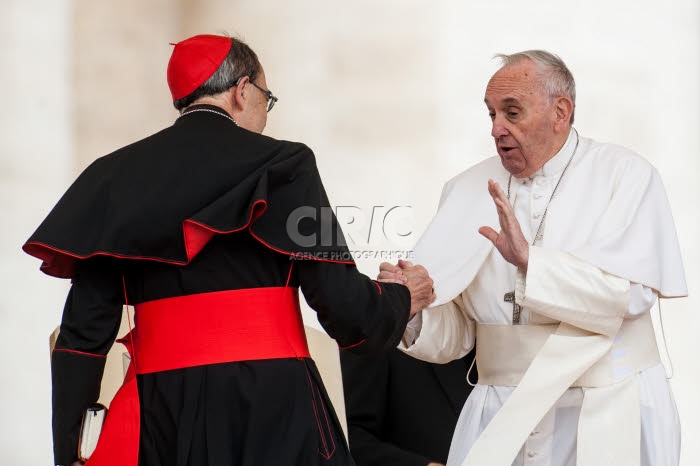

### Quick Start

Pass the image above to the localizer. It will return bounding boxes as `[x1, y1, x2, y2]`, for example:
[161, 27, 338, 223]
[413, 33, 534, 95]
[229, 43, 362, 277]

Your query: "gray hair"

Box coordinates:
[494, 50, 576, 124]
[174, 35, 262, 110]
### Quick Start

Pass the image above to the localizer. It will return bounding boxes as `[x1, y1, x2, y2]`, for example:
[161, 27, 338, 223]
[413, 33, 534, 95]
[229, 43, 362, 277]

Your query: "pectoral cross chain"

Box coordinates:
[504, 291, 521, 325]
[499, 130, 581, 328]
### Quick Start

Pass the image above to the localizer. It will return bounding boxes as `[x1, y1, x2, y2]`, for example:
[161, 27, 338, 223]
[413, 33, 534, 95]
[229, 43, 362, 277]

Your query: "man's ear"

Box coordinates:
[552, 96, 574, 132]
[231, 76, 249, 111]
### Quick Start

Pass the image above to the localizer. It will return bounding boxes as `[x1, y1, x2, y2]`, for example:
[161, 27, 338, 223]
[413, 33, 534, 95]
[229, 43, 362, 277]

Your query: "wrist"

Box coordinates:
[519, 244, 529, 270]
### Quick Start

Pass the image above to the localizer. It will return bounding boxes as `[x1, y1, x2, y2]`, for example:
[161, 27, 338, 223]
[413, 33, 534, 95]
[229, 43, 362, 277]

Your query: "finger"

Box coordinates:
[493, 194, 517, 227]
[493, 197, 522, 235]
[487, 179, 499, 201]
[492, 188, 513, 212]
[379, 261, 401, 273]
[488, 182, 511, 221]
[488, 178, 513, 212]
[493, 197, 509, 217]
[478, 226, 499, 244]
[398, 259, 414, 269]
[491, 180, 508, 202]
[377, 278, 406, 284]
[378, 271, 406, 282]
[491, 198, 509, 230]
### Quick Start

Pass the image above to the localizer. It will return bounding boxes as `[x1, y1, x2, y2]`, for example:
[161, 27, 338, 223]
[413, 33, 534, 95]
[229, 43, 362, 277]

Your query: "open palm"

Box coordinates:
[478, 179, 529, 270]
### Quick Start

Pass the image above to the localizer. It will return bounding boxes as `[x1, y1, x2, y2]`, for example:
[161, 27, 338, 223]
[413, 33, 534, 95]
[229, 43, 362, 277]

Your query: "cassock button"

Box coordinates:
[533, 193, 543, 199]
[528, 451, 537, 458]
[533, 213, 542, 219]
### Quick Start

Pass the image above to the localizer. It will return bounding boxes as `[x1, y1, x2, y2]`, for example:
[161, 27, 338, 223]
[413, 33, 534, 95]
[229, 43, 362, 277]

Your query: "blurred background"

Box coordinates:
[1, 0, 698, 463]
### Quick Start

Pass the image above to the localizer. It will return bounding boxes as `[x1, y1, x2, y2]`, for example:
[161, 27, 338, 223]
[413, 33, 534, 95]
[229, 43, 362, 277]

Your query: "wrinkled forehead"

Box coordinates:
[484, 62, 542, 106]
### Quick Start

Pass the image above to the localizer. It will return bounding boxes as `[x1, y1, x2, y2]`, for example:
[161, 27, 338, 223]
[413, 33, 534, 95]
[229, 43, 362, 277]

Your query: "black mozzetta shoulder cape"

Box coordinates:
[24, 106, 353, 278]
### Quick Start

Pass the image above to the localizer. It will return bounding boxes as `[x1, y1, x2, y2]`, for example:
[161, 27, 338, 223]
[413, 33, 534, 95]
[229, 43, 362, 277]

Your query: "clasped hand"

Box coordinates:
[378, 260, 435, 317]
[377, 179, 527, 317]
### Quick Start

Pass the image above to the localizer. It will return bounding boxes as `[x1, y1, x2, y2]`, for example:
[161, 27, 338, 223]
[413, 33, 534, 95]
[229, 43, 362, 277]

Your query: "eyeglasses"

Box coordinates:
[249, 81, 278, 112]
[233, 76, 278, 112]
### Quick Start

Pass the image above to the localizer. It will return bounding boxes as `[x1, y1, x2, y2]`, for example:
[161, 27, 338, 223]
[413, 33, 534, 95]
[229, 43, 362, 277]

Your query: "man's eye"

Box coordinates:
[507, 112, 519, 118]
[488, 113, 496, 120]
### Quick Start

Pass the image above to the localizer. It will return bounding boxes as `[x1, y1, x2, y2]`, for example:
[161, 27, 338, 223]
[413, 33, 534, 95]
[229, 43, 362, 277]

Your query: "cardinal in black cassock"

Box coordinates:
[24, 34, 424, 466]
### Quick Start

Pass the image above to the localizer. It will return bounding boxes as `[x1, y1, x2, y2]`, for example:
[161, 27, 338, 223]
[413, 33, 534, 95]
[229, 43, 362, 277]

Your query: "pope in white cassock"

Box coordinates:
[379, 50, 687, 466]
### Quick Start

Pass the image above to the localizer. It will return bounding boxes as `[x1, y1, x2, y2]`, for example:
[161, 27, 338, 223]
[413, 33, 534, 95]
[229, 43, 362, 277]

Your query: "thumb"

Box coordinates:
[478, 226, 499, 244]
[398, 259, 414, 269]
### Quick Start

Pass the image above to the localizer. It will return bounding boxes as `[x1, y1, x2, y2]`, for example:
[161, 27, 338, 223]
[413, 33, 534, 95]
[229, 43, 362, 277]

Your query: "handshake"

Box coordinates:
[378, 260, 436, 317]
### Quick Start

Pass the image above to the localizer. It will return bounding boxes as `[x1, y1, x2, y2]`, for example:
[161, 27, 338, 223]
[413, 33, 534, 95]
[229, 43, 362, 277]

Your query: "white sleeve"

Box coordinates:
[627, 283, 657, 317]
[401, 313, 423, 348]
[398, 292, 475, 364]
[515, 246, 630, 336]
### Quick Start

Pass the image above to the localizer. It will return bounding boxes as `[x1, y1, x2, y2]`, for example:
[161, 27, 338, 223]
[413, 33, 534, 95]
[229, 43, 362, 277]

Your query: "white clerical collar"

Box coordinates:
[531, 128, 577, 178]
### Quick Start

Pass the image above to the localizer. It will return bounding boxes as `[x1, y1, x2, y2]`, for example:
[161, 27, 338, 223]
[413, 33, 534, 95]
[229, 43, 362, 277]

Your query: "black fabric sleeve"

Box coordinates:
[340, 351, 432, 466]
[296, 260, 410, 354]
[52, 258, 124, 465]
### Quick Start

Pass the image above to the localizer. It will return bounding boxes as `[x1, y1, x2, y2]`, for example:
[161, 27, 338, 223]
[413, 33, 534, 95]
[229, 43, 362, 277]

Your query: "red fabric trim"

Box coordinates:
[84, 356, 139, 466]
[248, 230, 355, 265]
[180, 222, 215, 263]
[22, 200, 270, 278]
[338, 339, 366, 351]
[23, 241, 189, 279]
[302, 362, 335, 460]
[285, 260, 295, 288]
[133, 287, 310, 374]
[372, 281, 383, 295]
[181, 199, 268, 261]
[121, 276, 137, 371]
[316, 383, 336, 459]
[24, 197, 356, 278]
[305, 367, 327, 457]
[52, 348, 106, 359]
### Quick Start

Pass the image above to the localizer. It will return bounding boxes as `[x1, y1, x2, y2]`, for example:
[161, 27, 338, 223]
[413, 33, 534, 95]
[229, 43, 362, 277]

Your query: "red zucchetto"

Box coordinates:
[167, 34, 233, 101]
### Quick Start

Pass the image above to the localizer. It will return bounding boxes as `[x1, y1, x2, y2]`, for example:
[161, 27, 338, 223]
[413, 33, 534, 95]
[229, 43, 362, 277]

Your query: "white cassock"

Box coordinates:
[401, 129, 687, 466]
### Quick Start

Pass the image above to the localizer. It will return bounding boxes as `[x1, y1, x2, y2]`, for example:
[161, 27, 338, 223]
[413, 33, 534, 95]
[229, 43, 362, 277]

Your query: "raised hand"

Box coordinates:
[478, 179, 529, 270]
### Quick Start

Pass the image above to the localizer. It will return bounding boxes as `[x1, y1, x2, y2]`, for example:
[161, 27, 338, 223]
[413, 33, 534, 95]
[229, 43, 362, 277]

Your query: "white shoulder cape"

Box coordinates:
[415, 136, 688, 305]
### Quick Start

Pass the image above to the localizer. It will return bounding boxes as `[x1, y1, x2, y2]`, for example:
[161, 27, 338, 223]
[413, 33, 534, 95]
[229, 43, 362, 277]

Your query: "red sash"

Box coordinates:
[86, 287, 310, 466]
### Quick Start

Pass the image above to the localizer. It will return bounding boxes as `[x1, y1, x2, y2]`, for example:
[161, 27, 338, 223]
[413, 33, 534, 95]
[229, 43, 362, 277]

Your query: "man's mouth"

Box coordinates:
[500, 146, 517, 154]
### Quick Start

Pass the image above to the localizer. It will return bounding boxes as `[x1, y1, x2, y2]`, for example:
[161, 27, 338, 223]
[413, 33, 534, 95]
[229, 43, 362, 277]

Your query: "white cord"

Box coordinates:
[466, 353, 477, 387]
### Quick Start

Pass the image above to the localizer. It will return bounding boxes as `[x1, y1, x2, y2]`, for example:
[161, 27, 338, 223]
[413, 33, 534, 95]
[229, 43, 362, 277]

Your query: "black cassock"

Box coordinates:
[25, 105, 410, 466]
[341, 348, 475, 466]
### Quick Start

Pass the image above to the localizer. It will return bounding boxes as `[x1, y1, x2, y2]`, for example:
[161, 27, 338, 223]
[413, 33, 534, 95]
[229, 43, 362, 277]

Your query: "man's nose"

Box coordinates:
[491, 116, 509, 139]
